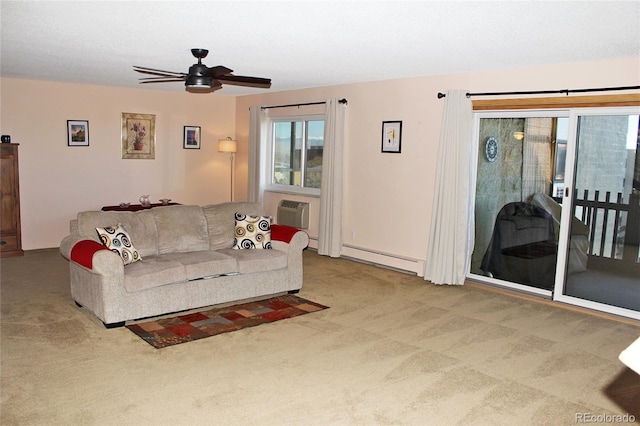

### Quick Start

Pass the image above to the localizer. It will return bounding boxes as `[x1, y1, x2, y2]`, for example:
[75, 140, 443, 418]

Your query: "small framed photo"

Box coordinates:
[67, 120, 89, 146]
[183, 126, 201, 149]
[381, 121, 402, 153]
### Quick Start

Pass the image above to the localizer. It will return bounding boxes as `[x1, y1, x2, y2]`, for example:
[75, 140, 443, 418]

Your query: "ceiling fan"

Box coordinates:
[133, 48, 271, 91]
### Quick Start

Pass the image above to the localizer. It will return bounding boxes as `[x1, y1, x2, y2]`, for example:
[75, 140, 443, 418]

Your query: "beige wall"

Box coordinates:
[1, 78, 236, 249]
[2, 57, 639, 268]
[235, 57, 640, 273]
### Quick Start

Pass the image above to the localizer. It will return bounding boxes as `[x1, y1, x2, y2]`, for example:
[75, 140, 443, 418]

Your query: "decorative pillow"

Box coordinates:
[232, 213, 272, 249]
[96, 223, 142, 265]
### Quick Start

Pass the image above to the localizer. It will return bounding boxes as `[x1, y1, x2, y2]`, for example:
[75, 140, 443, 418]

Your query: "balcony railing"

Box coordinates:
[574, 190, 640, 267]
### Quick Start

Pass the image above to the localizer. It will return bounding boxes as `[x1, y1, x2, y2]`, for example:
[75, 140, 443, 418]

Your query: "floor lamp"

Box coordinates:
[218, 137, 237, 201]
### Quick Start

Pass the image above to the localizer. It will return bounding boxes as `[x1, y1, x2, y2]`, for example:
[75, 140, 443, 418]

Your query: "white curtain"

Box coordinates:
[318, 98, 347, 257]
[424, 90, 474, 285]
[248, 105, 268, 204]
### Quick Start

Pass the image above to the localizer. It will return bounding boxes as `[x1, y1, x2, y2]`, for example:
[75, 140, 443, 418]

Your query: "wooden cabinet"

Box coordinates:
[0, 144, 23, 257]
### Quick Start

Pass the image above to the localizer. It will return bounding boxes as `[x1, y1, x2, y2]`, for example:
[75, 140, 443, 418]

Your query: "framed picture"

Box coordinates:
[183, 126, 201, 149]
[67, 120, 89, 146]
[122, 112, 155, 159]
[381, 121, 402, 153]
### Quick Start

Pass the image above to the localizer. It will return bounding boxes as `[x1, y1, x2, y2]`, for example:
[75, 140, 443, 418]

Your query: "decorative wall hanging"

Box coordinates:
[122, 113, 155, 159]
[183, 126, 201, 149]
[67, 120, 89, 146]
[485, 136, 498, 162]
[381, 121, 402, 153]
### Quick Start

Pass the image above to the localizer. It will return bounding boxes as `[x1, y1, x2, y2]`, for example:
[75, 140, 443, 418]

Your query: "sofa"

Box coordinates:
[59, 202, 309, 328]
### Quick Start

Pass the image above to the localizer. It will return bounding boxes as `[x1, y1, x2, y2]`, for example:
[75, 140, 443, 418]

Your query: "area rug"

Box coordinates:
[126, 294, 328, 349]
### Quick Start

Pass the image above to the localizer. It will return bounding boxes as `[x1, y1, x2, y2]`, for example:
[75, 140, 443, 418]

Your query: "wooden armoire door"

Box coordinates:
[0, 143, 23, 257]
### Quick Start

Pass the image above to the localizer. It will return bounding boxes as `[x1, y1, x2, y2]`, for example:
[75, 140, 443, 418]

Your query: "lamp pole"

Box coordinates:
[218, 137, 237, 202]
[229, 152, 234, 202]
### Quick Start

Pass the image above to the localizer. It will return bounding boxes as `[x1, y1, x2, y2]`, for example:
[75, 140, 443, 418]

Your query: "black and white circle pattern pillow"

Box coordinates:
[233, 213, 272, 249]
[96, 223, 141, 265]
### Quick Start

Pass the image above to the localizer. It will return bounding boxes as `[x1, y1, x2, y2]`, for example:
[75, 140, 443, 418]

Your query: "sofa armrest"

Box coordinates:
[60, 235, 124, 275]
[71, 240, 110, 269]
[272, 224, 307, 245]
[270, 225, 308, 290]
[271, 225, 309, 253]
[60, 234, 91, 260]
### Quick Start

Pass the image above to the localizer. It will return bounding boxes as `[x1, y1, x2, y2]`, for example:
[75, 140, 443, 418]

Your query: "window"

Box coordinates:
[268, 117, 324, 195]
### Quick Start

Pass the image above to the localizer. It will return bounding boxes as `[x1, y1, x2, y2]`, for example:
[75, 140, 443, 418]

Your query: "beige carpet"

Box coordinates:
[1, 248, 639, 425]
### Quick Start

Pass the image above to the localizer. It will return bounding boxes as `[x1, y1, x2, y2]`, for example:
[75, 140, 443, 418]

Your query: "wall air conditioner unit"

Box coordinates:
[277, 200, 309, 229]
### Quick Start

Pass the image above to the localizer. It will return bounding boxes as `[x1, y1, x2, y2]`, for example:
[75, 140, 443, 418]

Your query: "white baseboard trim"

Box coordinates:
[307, 238, 318, 250]
[306, 238, 424, 276]
[343, 243, 425, 276]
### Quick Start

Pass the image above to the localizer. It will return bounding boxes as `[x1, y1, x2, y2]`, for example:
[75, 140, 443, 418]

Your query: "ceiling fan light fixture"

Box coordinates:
[185, 74, 213, 88]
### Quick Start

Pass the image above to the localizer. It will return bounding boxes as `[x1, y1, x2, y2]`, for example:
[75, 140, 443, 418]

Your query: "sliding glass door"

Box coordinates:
[555, 108, 640, 318]
[470, 112, 568, 296]
[470, 106, 640, 320]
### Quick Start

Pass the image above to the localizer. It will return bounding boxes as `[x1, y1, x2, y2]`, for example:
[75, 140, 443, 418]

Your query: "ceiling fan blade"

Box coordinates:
[139, 79, 186, 84]
[139, 76, 187, 81]
[216, 75, 272, 88]
[204, 65, 233, 77]
[133, 66, 186, 77]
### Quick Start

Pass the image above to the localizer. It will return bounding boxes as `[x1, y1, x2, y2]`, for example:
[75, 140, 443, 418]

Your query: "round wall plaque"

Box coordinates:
[485, 137, 498, 162]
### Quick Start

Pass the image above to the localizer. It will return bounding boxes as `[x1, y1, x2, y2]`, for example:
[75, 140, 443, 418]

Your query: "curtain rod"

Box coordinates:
[261, 98, 348, 110]
[436, 85, 640, 99]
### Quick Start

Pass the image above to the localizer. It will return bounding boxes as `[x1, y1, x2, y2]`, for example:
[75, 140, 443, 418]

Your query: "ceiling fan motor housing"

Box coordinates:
[186, 63, 212, 87]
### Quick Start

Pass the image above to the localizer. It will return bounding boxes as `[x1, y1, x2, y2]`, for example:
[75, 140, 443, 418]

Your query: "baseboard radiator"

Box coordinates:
[277, 200, 309, 229]
[338, 242, 425, 276]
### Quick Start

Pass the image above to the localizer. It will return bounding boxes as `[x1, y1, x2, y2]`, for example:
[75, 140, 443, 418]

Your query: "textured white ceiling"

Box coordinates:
[1, 1, 639, 96]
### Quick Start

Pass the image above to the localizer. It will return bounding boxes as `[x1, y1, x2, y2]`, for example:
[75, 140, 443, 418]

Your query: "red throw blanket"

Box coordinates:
[271, 224, 303, 243]
[71, 240, 110, 269]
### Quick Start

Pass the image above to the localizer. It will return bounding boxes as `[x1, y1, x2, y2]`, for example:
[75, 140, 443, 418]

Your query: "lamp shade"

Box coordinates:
[218, 137, 237, 153]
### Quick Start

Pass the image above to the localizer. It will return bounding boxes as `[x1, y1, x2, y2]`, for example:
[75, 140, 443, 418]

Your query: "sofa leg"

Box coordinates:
[288, 289, 300, 294]
[104, 321, 126, 329]
[74, 301, 83, 308]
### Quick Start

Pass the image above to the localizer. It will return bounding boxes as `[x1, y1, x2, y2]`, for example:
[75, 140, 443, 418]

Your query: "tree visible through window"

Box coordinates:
[272, 119, 324, 191]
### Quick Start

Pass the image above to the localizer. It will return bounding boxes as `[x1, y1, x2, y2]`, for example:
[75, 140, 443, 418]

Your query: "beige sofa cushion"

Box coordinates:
[77, 210, 159, 257]
[123, 256, 187, 292]
[203, 202, 266, 250]
[219, 248, 287, 274]
[165, 251, 239, 280]
[152, 205, 210, 254]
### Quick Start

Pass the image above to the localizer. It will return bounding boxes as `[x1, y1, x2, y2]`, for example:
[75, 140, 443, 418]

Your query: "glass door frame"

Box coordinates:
[553, 106, 640, 321]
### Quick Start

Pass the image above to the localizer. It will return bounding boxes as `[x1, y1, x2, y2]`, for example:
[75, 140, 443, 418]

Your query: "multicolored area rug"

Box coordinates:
[126, 294, 328, 349]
